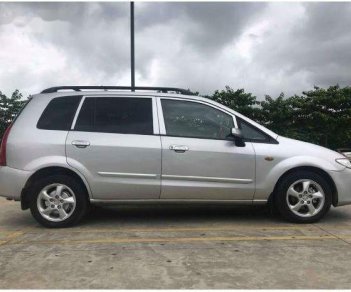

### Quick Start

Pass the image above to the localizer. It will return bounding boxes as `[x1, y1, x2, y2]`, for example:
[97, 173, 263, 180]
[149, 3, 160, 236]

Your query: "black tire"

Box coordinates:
[29, 174, 89, 228]
[275, 170, 332, 223]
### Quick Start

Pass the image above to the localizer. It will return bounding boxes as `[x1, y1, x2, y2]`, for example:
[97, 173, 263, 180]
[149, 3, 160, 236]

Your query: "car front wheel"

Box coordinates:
[275, 171, 332, 223]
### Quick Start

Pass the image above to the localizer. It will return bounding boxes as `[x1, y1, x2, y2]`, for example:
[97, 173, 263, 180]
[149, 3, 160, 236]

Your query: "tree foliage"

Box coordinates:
[208, 85, 351, 150]
[0, 90, 26, 139]
[0, 85, 350, 150]
[211, 86, 262, 120]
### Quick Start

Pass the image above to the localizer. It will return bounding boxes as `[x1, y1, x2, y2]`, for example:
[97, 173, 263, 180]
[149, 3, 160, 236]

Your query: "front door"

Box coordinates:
[66, 96, 161, 200]
[158, 98, 255, 200]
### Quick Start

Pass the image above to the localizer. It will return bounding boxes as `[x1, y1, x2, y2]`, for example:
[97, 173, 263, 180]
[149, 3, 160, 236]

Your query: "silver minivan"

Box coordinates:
[1, 86, 350, 227]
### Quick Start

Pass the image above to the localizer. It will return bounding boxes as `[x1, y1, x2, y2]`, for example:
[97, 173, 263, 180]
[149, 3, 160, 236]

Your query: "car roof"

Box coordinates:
[33, 90, 192, 98]
[31, 89, 206, 102]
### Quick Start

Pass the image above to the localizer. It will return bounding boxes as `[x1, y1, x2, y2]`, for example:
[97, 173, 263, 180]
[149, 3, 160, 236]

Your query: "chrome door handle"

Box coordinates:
[72, 140, 90, 148]
[169, 145, 189, 153]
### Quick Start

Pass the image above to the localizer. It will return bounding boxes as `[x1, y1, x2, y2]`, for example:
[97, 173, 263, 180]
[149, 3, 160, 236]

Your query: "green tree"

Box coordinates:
[259, 93, 296, 135]
[0, 90, 26, 139]
[206, 84, 351, 150]
[294, 85, 351, 149]
[209, 86, 262, 121]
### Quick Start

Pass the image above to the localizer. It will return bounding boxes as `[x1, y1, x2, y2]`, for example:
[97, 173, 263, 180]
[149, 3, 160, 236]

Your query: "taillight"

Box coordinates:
[0, 124, 12, 166]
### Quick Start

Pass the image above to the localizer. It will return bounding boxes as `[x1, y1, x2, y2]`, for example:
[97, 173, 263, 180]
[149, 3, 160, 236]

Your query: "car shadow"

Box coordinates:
[81, 204, 282, 226]
[3, 201, 351, 229]
[80, 203, 351, 227]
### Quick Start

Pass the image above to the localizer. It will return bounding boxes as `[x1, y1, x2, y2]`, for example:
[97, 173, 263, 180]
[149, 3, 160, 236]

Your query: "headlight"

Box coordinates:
[336, 158, 351, 169]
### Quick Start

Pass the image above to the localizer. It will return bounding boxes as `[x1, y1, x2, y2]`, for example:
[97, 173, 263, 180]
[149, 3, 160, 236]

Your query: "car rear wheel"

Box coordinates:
[275, 170, 332, 223]
[29, 175, 89, 228]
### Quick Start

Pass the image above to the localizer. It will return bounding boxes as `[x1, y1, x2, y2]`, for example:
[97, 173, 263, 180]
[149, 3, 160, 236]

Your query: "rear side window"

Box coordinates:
[74, 97, 153, 135]
[37, 96, 82, 130]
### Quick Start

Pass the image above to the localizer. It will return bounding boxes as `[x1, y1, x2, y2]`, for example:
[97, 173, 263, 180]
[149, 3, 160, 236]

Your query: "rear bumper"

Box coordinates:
[0, 166, 31, 201]
[328, 168, 351, 206]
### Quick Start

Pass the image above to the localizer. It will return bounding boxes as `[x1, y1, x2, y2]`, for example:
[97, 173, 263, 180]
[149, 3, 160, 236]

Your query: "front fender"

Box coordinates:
[254, 155, 344, 200]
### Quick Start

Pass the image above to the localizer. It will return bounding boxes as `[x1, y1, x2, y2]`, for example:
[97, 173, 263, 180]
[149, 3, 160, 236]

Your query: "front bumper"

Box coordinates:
[0, 166, 31, 201]
[328, 167, 351, 206]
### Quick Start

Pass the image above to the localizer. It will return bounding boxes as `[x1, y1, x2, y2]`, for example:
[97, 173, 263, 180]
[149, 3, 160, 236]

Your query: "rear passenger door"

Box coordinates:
[66, 96, 161, 200]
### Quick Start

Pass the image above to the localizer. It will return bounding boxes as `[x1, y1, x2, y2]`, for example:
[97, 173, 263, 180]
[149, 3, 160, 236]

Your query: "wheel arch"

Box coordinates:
[21, 166, 92, 210]
[268, 166, 338, 207]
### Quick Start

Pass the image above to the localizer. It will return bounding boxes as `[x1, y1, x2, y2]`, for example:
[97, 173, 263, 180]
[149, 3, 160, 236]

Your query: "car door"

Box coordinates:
[66, 95, 161, 200]
[158, 98, 256, 201]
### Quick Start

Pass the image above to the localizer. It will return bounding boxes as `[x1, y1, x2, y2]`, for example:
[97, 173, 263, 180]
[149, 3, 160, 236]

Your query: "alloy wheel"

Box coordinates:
[36, 183, 77, 222]
[286, 179, 325, 218]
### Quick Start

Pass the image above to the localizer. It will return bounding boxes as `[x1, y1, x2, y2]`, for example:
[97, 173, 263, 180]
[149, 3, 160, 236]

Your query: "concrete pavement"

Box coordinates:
[1, 199, 351, 288]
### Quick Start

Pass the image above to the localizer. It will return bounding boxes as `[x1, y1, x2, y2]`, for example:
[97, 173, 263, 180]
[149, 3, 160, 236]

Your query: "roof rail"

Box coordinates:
[41, 86, 194, 95]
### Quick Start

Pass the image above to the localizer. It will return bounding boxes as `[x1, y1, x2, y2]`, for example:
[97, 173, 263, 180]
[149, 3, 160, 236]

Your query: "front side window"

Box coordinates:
[74, 97, 153, 135]
[161, 99, 234, 140]
[37, 96, 82, 130]
[237, 117, 271, 143]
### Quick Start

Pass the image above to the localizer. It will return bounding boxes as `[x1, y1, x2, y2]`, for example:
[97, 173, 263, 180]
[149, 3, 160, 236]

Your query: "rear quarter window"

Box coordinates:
[37, 96, 82, 130]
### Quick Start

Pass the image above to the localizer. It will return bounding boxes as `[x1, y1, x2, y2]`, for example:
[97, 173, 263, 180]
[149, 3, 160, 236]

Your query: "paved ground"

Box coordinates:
[1, 199, 351, 289]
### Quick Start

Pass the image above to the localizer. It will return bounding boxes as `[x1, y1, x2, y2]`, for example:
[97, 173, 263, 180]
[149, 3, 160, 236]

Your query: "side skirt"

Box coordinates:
[90, 199, 267, 205]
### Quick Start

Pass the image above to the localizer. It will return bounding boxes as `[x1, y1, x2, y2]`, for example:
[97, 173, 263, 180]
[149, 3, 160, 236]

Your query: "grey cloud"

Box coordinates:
[2, 3, 131, 77]
[136, 2, 266, 55]
[132, 2, 267, 81]
[294, 2, 351, 88]
[0, 2, 351, 98]
[300, 3, 351, 42]
[0, 3, 129, 24]
[246, 2, 351, 96]
[0, 2, 268, 93]
[181, 3, 266, 53]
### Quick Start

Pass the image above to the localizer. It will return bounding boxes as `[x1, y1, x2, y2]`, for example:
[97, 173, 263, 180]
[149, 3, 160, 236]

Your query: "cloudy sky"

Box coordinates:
[0, 2, 350, 99]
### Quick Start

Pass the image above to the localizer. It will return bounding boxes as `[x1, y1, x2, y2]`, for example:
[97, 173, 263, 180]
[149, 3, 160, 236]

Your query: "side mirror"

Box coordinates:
[231, 128, 246, 147]
[231, 128, 243, 138]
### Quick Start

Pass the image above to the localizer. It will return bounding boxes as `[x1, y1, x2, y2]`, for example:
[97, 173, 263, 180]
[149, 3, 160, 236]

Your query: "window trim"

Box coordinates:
[71, 95, 86, 130]
[71, 95, 158, 135]
[158, 97, 236, 141]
